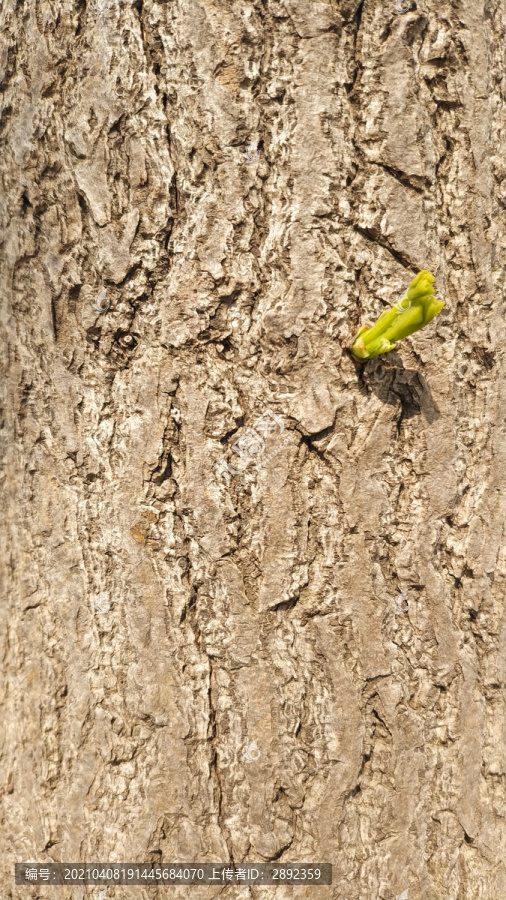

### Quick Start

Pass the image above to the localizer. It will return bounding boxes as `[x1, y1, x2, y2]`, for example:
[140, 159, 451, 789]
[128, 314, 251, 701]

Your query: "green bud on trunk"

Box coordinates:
[351, 271, 445, 361]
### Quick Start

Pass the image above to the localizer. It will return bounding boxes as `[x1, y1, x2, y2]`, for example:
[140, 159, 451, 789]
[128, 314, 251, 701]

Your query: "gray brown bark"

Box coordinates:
[1, 1, 505, 898]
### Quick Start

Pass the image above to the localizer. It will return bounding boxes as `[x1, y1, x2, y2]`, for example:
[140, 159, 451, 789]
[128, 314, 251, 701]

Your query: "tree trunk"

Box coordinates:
[1, 1, 505, 898]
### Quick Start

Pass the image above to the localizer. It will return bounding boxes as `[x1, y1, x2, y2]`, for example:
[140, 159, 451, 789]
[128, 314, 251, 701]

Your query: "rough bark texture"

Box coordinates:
[1, 1, 505, 898]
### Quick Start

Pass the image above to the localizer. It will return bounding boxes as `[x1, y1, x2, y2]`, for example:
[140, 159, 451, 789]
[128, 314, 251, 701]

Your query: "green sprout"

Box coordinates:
[350, 270, 444, 361]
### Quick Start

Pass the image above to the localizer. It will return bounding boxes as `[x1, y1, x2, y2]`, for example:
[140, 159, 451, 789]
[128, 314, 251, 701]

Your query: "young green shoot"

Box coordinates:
[351, 270, 444, 361]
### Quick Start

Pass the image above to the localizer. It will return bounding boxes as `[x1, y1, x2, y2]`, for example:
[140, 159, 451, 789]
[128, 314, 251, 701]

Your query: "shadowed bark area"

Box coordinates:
[1, 1, 505, 898]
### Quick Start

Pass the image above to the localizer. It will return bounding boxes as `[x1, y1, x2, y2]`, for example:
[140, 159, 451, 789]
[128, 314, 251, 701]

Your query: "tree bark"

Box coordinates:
[1, 1, 505, 898]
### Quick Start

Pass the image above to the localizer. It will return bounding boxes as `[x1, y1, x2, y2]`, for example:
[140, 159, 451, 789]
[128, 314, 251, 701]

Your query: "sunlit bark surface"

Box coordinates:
[1, 1, 505, 898]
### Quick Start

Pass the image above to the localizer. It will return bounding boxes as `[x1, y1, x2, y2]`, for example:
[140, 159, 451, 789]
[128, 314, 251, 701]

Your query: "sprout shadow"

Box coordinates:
[353, 350, 440, 425]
